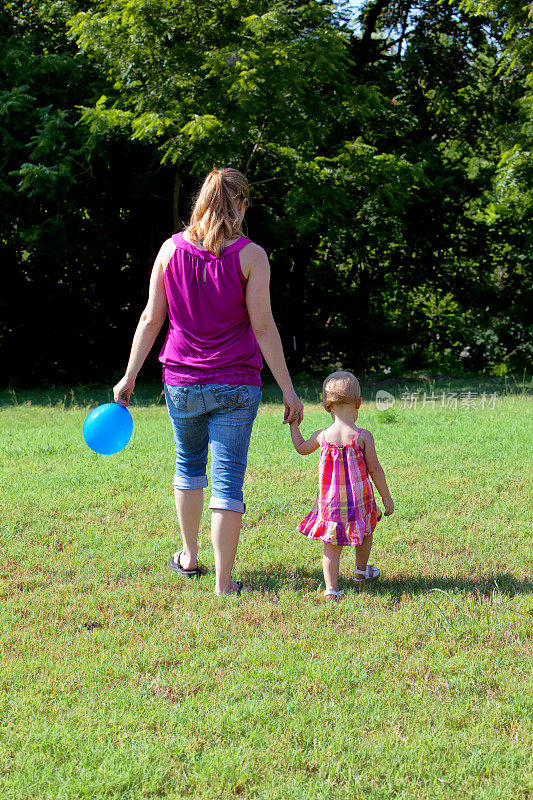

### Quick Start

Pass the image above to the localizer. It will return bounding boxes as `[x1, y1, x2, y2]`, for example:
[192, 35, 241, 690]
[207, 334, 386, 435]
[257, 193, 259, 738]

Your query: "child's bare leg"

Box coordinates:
[355, 532, 377, 577]
[323, 543, 343, 592]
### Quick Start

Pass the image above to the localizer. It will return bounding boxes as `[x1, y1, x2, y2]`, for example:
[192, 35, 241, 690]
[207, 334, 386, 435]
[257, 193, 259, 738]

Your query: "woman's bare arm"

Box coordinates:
[243, 243, 303, 423]
[113, 240, 172, 405]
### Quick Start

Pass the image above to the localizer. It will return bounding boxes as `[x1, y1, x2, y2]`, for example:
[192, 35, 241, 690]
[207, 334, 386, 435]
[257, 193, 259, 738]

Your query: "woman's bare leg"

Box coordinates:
[173, 488, 203, 569]
[211, 509, 242, 594]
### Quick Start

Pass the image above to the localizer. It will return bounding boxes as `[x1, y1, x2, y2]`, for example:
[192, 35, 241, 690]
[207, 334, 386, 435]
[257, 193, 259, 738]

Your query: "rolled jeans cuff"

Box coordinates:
[173, 475, 208, 490]
[209, 496, 246, 514]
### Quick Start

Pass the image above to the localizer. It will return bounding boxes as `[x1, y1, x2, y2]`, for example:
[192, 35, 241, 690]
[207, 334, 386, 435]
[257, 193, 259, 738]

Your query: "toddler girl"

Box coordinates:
[290, 371, 394, 601]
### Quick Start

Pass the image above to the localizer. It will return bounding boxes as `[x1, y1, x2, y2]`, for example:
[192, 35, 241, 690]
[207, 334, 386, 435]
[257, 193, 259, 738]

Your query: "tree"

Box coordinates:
[1, 1, 175, 383]
[1, 0, 530, 384]
[67, 0, 359, 372]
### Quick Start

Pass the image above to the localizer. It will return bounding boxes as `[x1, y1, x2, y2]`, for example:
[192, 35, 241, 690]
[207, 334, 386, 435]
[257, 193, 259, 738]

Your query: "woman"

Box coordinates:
[113, 167, 303, 595]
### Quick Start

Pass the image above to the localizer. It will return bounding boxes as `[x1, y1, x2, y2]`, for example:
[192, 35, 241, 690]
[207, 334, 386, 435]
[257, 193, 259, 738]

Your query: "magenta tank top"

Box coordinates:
[159, 232, 263, 386]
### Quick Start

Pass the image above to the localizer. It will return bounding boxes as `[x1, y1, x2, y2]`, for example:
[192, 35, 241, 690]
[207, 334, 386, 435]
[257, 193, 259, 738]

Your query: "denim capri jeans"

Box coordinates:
[164, 383, 261, 514]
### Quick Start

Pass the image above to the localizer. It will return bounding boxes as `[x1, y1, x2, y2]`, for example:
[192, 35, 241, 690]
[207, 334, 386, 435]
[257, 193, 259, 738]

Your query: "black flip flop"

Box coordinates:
[233, 581, 252, 596]
[169, 551, 203, 579]
[215, 581, 251, 597]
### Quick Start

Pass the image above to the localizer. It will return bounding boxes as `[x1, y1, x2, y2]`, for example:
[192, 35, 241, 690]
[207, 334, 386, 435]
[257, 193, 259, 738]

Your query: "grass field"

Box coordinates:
[1, 377, 532, 799]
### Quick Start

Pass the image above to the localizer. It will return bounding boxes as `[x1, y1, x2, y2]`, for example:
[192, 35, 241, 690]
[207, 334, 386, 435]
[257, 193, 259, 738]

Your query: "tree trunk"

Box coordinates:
[360, 0, 389, 50]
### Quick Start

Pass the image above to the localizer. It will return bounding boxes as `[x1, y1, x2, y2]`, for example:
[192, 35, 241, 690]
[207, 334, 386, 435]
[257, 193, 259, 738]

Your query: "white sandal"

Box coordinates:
[324, 587, 343, 602]
[354, 564, 380, 584]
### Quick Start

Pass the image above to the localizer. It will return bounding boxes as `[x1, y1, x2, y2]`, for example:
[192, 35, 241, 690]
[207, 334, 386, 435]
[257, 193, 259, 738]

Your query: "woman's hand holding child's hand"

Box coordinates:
[283, 388, 304, 425]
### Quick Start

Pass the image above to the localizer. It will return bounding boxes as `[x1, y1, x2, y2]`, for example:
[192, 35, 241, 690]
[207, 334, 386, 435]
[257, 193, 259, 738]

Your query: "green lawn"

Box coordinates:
[1, 379, 532, 799]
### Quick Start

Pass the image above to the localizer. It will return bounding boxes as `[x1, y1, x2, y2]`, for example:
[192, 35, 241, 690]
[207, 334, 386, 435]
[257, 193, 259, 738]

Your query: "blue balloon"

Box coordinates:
[83, 403, 133, 455]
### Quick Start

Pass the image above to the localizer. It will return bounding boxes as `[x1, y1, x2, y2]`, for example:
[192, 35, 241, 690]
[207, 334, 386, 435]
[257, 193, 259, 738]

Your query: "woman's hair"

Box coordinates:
[322, 371, 361, 412]
[186, 167, 249, 256]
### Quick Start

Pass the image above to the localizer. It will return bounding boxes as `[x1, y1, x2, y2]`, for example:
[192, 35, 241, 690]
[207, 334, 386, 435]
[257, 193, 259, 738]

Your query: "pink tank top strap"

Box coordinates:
[227, 236, 251, 254]
[352, 428, 364, 449]
[171, 232, 250, 259]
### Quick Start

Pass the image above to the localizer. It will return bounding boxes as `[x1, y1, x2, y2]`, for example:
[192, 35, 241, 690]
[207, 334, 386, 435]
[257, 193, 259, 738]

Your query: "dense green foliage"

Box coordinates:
[1, 0, 531, 384]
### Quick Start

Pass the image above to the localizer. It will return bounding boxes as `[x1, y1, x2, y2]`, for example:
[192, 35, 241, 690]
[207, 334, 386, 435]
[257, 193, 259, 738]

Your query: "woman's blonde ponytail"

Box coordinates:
[186, 168, 249, 256]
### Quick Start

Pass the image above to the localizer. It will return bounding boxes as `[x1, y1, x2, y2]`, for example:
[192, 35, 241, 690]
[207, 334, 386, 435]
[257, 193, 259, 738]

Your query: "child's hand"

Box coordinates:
[382, 496, 394, 516]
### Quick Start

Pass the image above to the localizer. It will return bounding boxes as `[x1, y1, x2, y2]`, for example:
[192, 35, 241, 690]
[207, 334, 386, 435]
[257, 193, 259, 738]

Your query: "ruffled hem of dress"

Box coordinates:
[298, 507, 381, 546]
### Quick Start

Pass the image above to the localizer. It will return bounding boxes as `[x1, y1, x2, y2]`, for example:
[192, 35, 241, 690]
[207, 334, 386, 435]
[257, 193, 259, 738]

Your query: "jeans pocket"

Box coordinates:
[212, 386, 251, 411]
[166, 385, 188, 413]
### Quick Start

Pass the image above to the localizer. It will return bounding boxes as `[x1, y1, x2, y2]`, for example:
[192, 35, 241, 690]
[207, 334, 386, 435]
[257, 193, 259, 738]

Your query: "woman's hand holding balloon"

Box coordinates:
[113, 374, 135, 407]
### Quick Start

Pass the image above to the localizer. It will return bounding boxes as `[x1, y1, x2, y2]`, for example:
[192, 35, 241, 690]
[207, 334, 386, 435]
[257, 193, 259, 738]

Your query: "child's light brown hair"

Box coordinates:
[322, 371, 361, 412]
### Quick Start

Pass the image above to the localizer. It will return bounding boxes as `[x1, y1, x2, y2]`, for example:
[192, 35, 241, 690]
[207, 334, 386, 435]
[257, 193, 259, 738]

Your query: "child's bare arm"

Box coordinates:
[359, 430, 394, 515]
[289, 420, 321, 455]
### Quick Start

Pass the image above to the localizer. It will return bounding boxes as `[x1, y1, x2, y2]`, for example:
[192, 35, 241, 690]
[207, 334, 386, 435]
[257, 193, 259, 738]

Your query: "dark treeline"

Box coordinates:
[1, 0, 531, 386]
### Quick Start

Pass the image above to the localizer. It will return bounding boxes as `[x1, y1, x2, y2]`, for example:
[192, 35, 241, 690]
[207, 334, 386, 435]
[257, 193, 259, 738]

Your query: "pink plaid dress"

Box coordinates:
[298, 429, 382, 546]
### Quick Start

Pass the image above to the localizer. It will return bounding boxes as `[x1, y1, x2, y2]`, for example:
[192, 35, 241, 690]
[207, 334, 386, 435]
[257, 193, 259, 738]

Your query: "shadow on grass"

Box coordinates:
[246, 568, 532, 599]
[373, 572, 532, 599]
